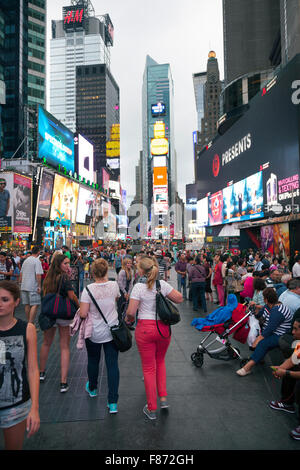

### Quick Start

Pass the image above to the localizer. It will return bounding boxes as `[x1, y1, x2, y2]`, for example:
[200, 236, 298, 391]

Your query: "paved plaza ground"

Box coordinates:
[0, 268, 299, 453]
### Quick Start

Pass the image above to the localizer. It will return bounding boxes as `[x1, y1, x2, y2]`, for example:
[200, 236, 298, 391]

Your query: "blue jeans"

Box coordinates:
[250, 334, 279, 364]
[177, 274, 187, 299]
[191, 282, 207, 312]
[85, 339, 119, 404]
[79, 272, 84, 293]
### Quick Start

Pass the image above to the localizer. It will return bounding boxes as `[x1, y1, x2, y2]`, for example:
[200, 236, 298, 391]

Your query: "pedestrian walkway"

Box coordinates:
[1, 268, 299, 450]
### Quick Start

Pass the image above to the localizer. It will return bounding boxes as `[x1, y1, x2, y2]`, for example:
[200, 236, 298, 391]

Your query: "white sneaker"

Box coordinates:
[236, 367, 252, 376]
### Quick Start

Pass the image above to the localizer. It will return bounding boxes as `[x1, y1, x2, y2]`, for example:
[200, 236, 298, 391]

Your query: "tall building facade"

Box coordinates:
[192, 71, 207, 133]
[197, 52, 222, 149]
[50, 1, 113, 133]
[280, 0, 300, 65]
[223, 0, 281, 86]
[0, 0, 46, 159]
[142, 55, 177, 228]
[76, 63, 120, 183]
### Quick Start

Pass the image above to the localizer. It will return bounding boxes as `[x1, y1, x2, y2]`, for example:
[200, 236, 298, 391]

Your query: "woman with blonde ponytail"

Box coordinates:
[126, 256, 183, 420]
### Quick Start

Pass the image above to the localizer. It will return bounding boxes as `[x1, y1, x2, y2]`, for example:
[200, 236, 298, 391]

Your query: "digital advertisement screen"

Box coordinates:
[153, 156, 167, 167]
[50, 174, 79, 223]
[0, 172, 13, 232]
[197, 197, 208, 226]
[63, 5, 85, 31]
[106, 158, 120, 169]
[76, 134, 94, 183]
[153, 167, 167, 186]
[37, 171, 54, 219]
[38, 106, 75, 173]
[76, 186, 95, 224]
[208, 191, 223, 226]
[151, 103, 166, 116]
[13, 174, 32, 234]
[153, 186, 168, 215]
[196, 57, 300, 222]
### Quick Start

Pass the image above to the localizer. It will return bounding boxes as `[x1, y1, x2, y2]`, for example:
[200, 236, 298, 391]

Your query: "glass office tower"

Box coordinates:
[142, 55, 177, 218]
[50, 4, 112, 133]
[0, 0, 46, 159]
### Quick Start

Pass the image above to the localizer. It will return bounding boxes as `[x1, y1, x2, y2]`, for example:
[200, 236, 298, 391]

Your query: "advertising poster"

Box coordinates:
[106, 158, 120, 170]
[273, 223, 290, 260]
[76, 186, 95, 224]
[102, 168, 110, 193]
[50, 174, 79, 223]
[13, 174, 32, 234]
[153, 186, 168, 215]
[37, 171, 54, 219]
[38, 106, 75, 173]
[197, 197, 208, 226]
[260, 225, 274, 254]
[0, 172, 13, 232]
[208, 191, 223, 226]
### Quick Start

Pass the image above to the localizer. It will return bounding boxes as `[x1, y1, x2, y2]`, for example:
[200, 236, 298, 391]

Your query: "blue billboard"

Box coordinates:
[38, 106, 75, 173]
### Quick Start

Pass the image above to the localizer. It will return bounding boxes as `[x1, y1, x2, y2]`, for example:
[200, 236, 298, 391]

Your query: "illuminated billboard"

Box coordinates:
[208, 191, 223, 226]
[197, 197, 208, 226]
[153, 167, 167, 186]
[63, 5, 85, 31]
[13, 174, 32, 234]
[106, 158, 120, 170]
[153, 186, 168, 215]
[38, 106, 74, 173]
[37, 170, 54, 219]
[75, 134, 94, 183]
[151, 138, 169, 156]
[153, 156, 167, 167]
[76, 186, 96, 224]
[151, 103, 166, 117]
[154, 121, 165, 138]
[50, 174, 79, 223]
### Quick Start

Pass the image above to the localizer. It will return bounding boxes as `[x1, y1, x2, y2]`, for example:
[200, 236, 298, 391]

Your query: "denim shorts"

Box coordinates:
[0, 400, 32, 429]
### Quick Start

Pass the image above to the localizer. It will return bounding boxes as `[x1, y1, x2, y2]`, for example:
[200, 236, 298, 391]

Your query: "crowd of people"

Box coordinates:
[0, 241, 300, 448]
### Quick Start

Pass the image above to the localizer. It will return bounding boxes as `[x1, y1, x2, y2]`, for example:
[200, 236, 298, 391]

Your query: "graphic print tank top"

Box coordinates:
[0, 319, 30, 410]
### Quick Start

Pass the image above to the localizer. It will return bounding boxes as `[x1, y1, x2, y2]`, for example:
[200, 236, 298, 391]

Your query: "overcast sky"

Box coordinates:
[46, 0, 224, 202]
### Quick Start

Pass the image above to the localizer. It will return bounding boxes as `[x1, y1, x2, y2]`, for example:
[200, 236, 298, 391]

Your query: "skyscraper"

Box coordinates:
[197, 52, 222, 149]
[76, 63, 120, 183]
[142, 55, 177, 228]
[223, 0, 281, 86]
[0, 0, 46, 159]
[280, 0, 300, 65]
[50, 1, 113, 133]
[192, 71, 207, 133]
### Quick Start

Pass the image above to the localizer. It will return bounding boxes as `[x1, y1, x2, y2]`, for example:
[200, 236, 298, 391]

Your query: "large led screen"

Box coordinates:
[50, 174, 79, 223]
[196, 56, 300, 220]
[13, 174, 32, 234]
[76, 186, 96, 224]
[37, 171, 54, 219]
[153, 186, 168, 215]
[38, 106, 75, 173]
[208, 191, 223, 226]
[197, 197, 208, 226]
[77, 134, 94, 183]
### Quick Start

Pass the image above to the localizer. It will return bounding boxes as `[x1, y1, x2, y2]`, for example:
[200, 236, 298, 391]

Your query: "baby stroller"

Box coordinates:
[191, 297, 256, 369]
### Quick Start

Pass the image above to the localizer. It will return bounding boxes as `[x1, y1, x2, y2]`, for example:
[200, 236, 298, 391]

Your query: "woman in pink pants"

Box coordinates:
[126, 256, 183, 420]
[213, 255, 225, 306]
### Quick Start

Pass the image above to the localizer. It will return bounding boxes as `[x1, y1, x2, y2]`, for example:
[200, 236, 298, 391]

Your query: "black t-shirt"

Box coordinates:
[0, 319, 31, 410]
[57, 275, 74, 298]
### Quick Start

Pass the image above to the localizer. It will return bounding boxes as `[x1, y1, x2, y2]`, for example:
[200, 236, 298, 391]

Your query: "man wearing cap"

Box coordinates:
[0, 177, 10, 217]
[175, 253, 188, 300]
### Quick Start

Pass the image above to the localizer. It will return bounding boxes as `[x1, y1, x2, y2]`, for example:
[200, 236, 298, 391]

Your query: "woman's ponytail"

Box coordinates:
[138, 257, 159, 289]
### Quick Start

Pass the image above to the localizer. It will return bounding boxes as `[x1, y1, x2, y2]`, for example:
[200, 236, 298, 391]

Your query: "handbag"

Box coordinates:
[155, 280, 181, 338]
[41, 276, 77, 321]
[85, 286, 132, 353]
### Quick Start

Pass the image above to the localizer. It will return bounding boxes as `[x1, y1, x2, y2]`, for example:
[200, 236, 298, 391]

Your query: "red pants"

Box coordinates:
[216, 284, 225, 306]
[135, 320, 171, 411]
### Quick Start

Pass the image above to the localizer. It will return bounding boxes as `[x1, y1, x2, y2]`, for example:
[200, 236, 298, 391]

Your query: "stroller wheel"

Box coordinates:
[191, 352, 204, 368]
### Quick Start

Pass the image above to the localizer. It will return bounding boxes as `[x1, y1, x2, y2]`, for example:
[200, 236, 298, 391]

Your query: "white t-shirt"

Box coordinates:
[130, 280, 174, 320]
[292, 262, 300, 278]
[80, 281, 120, 343]
[20, 256, 44, 291]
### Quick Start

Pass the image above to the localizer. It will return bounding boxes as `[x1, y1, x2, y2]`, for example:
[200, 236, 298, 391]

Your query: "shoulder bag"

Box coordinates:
[86, 285, 132, 352]
[155, 280, 181, 338]
[41, 275, 77, 321]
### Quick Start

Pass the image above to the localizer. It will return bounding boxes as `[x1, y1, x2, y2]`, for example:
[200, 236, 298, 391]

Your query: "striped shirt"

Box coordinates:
[158, 258, 167, 280]
[258, 303, 293, 338]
